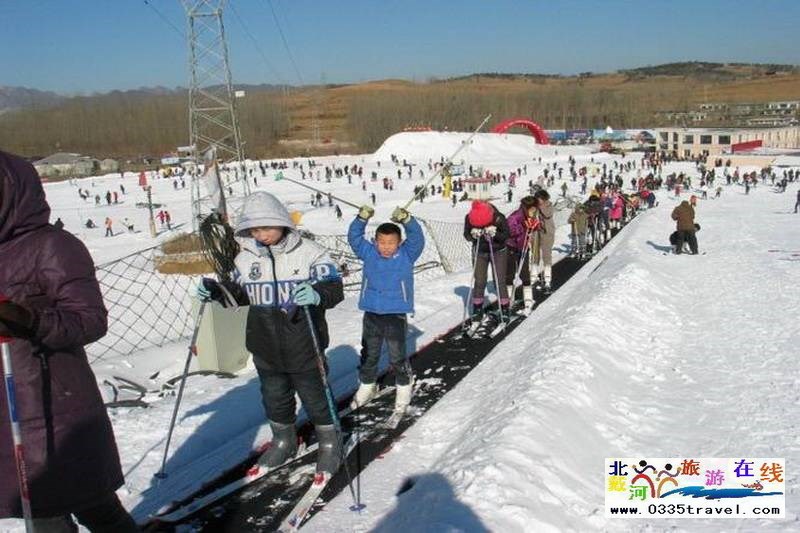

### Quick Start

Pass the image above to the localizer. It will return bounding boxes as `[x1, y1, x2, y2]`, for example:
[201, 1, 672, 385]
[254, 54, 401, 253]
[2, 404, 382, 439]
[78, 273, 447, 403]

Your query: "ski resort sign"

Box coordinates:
[605, 458, 785, 518]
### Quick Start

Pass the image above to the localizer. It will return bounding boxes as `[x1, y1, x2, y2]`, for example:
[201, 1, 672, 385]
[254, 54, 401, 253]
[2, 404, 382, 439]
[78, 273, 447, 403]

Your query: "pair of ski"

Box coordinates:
[463, 309, 523, 340]
[151, 386, 398, 526]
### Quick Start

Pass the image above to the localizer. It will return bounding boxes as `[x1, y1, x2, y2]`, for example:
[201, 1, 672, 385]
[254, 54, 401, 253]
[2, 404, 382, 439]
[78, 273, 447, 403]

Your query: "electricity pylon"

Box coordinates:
[181, 0, 248, 230]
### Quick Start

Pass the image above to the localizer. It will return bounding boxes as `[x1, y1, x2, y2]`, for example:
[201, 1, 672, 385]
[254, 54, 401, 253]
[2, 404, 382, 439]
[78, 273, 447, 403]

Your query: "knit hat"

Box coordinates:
[468, 200, 494, 227]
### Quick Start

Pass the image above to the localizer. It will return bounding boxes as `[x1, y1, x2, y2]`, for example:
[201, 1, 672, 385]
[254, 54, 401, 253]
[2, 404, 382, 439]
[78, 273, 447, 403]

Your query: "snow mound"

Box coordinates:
[374, 131, 574, 163]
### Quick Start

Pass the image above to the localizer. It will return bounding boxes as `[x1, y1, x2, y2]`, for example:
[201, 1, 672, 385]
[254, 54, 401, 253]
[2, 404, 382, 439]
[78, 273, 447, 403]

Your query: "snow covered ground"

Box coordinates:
[315, 174, 800, 532]
[2, 130, 798, 532]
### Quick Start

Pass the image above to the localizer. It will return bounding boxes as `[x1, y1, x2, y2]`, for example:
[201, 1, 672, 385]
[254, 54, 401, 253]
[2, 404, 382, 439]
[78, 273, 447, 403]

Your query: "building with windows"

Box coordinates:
[654, 126, 800, 157]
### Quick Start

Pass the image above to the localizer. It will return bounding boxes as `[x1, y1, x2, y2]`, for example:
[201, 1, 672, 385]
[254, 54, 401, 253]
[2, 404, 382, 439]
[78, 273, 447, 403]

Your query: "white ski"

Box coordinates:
[153, 443, 314, 523]
[278, 434, 361, 531]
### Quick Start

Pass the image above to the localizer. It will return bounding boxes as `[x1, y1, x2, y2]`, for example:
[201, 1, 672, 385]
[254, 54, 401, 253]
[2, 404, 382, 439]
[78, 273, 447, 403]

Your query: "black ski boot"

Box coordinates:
[315, 424, 342, 474]
[258, 420, 298, 468]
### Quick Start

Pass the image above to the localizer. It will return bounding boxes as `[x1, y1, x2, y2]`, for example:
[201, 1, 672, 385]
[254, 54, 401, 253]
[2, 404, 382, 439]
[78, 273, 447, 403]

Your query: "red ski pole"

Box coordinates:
[0, 296, 34, 531]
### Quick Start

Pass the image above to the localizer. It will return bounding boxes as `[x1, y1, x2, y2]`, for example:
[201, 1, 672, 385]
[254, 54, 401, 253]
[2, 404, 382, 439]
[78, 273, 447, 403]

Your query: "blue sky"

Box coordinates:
[1, 0, 798, 94]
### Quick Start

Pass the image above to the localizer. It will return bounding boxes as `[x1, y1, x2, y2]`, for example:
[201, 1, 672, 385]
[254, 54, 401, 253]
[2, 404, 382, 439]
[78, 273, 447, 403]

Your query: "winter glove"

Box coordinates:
[484, 225, 497, 238]
[470, 228, 484, 239]
[525, 217, 541, 230]
[0, 300, 38, 340]
[390, 207, 411, 224]
[196, 278, 222, 303]
[292, 282, 321, 306]
[357, 205, 375, 220]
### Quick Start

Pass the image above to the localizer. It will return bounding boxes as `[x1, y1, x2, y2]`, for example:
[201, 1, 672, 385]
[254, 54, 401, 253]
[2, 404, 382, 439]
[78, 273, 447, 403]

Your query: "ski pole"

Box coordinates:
[512, 229, 531, 291]
[155, 299, 207, 480]
[401, 114, 492, 210]
[274, 173, 360, 210]
[1, 312, 34, 532]
[301, 306, 364, 512]
[486, 236, 506, 326]
[461, 239, 481, 328]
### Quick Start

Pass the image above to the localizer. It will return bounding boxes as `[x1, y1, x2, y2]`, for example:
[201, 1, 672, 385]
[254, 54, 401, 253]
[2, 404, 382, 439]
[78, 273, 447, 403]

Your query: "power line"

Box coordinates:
[228, 1, 286, 85]
[263, 0, 304, 85]
[142, 0, 185, 40]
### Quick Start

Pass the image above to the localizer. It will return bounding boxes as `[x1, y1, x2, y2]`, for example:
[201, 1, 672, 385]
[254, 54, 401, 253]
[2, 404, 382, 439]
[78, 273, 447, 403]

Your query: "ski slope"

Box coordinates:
[1, 130, 797, 531]
[314, 177, 800, 532]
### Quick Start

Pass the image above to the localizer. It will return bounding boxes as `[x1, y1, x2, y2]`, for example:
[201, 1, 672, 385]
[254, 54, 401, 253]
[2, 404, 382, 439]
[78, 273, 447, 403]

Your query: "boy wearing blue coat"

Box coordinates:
[347, 205, 425, 414]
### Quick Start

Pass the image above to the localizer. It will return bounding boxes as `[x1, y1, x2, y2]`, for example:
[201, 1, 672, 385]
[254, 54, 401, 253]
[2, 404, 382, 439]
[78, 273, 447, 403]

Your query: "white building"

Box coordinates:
[654, 126, 800, 157]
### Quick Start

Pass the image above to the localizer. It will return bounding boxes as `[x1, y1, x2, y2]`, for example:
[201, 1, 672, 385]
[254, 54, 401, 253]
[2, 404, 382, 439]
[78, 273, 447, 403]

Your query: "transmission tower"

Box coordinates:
[181, 0, 248, 230]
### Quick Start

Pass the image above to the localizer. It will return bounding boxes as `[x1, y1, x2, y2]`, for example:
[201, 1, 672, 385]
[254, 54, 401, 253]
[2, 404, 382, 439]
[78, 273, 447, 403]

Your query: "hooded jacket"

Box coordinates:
[0, 151, 123, 518]
[232, 192, 344, 373]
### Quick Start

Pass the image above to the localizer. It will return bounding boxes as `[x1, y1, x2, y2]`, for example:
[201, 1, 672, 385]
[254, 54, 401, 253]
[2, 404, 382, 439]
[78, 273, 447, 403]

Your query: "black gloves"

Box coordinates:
[0, 300, 38, 339]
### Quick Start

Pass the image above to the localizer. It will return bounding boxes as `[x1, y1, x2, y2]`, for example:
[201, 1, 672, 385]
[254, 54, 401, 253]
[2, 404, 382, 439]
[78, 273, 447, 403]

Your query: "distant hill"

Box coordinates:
[1, 61, 798, 160]
[0, 86, 65, 114]
[618, 61, 799, 79]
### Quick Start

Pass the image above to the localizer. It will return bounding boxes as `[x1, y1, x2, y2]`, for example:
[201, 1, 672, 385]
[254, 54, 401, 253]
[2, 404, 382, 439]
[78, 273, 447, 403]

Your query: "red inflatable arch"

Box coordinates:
[491, 118, 549, 144]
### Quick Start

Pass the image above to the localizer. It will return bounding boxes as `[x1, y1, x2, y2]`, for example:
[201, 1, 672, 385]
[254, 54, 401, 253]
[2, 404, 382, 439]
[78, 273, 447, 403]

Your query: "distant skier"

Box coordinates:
[670, 200, 698, 254]
[196, 192, 345, 475]
[795, 189, 800, 213]
[347, 204, 424, 416]
[104, 217, 113, 237]
[533, 189, 556, 292]
[568, 203, 589, 259]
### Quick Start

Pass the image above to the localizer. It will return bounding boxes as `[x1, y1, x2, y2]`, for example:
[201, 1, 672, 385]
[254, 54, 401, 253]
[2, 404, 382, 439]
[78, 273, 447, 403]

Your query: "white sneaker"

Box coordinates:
[394, 383, 413, 411]
[350, 383, 377, 410]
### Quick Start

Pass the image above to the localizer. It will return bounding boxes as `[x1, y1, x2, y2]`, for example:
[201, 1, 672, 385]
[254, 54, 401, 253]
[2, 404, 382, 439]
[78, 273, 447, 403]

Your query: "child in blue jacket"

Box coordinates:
[347, 205, 425, 414]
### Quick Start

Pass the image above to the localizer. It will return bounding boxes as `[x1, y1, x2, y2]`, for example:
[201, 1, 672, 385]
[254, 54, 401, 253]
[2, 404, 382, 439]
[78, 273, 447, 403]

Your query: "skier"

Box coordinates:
[795, 189, 799, 213]
[0, 150, 137, 532]
[608, 191, 624, 233]
[463, 200, 511, 323]
[670, 200, 698, 254]
[347, 205, 424, 416]
[104, 217, 113, 237]
[533, 189, 556, 292]
[196, 192, 345, 475]
[568, 203, 589, 259]
[505, 196, 540, 311]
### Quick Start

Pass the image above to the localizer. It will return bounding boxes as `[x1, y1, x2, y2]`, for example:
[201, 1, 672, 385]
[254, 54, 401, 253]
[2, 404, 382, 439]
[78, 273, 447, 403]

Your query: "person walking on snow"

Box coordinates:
[0, 150, 137, 532]
[196, 191, 345, 475]
[347, 205, 425, 414]
[464, 200, 511, 320]
[795, 189, 800, 213]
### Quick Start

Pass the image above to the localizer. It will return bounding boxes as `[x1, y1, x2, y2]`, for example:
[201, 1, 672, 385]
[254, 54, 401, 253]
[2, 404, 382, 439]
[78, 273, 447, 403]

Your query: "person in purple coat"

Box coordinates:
[0, 151, 137, 532]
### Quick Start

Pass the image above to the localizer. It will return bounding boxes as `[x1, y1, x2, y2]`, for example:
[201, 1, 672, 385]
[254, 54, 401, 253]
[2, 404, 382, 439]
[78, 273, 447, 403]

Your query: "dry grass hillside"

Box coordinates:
[1, 63, 798, 162]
